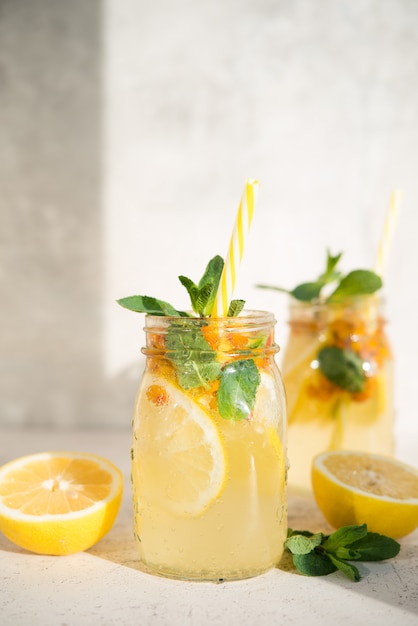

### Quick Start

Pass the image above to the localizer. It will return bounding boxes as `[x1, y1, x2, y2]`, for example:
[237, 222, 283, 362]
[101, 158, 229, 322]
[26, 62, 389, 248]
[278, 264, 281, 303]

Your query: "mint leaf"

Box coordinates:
[291, 282, 323, 301]
[166, 321, 221, 389]
[323, 524, 368, 552]
[198, 255, 224, 316]
[178, 255, 225, 317]
[196, 283, 215, 314]
[178, 275, 215, 317]
[348, 533, 400, 561]
[317, 345, 365, 393]
[334, 547, 362, 561]
[217, 359, 260, 420]
[328, 270, 382, 301]
[178, 256, 235, 317]
[118, 255, 234, 319]
[287, 528, 316, 538]
[256, 250, 383, 303]
[227, 299, 245, 317]
[292, 551, 337, 577]
[255, 284, 291, 295]
[117, 295, 185, 316]
[325, 250, 343, 277]
[327, 554, 361, 582]
[284, 524, 401, 582]
[288, 251, 346, 302]
[285, 533, 323, 555]
[248, 336, 268, 349]
[316, 250, 343, 289]
[178, 275, 200, 310]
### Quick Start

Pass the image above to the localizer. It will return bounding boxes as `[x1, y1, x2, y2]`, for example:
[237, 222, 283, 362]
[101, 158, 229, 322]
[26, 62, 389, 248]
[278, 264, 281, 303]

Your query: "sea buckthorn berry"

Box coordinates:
[201, 325, 220, 351]
[147, 384, 169, 406]
[329, 319, 357, 349]
[228, 332, 250, 350]
[147, 332, 166, 350]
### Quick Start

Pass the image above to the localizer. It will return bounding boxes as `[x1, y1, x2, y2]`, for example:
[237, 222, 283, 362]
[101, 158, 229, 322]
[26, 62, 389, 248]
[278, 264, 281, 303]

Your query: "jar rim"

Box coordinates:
[287, 294, 386, 327]
[288, 294, 384, 311]
[144, 309, 276, 326]
[142, 309, 280, 356]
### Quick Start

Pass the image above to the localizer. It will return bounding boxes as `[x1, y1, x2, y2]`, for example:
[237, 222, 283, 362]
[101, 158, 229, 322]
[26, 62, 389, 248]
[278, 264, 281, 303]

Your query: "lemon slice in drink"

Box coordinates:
[134, 374, 227, 517]
[312, 450, 418, 538]
[0, 451, 123, 555]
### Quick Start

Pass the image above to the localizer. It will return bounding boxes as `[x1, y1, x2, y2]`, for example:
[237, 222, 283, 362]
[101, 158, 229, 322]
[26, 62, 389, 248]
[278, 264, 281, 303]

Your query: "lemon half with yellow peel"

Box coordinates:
[312, 450, 418, 538]
[134, 373, 227, 517]
[0, 451, 123, 555]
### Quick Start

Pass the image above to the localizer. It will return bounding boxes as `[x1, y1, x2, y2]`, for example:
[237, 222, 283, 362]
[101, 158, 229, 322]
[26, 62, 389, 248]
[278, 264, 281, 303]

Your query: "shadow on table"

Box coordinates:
[86, 492, 418, 617]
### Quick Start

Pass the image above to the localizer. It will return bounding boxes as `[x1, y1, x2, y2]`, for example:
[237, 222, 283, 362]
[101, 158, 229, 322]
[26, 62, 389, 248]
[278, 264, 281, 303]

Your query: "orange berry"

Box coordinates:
[146, 384, 169, 406]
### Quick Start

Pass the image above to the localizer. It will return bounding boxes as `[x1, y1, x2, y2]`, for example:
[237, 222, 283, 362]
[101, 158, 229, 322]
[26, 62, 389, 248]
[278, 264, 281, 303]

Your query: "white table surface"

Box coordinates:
[1, 427, 417, 626]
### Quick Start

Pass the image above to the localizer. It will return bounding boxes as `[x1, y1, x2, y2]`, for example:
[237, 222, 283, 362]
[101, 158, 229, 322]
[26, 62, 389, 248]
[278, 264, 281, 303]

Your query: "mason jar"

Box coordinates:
[131, 310, 287, 581]
[281, 295, 394, 493]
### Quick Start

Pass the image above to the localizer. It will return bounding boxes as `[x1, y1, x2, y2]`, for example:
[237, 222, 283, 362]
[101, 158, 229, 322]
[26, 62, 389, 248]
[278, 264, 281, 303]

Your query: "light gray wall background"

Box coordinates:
[1, 1, 417, 453]
[0, 0, 107, 426]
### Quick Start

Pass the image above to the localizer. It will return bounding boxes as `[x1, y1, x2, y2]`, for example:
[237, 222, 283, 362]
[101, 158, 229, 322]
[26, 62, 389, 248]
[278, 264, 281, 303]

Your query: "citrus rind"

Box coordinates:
[0, 451, 124, 555]
[312, 450, 418, 538]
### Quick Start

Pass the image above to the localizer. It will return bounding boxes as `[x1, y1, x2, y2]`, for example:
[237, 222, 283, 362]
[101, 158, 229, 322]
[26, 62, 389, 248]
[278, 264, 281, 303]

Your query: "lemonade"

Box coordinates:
[283, 296, 394, 492]
[257, 250, 395, 494]
[119, 255, 288, 581]
[131, 312, 287, 581]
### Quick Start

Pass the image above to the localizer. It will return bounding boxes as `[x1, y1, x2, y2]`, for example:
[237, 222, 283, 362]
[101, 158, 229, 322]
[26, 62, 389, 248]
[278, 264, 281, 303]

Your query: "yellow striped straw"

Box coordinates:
[374, 189, 403, 277]
[212, 179, 259, 317]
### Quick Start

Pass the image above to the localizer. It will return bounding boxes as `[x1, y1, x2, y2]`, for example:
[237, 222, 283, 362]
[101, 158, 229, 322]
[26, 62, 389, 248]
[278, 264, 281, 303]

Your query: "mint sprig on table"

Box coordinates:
[117, 255, 261, 420]
[257, 250, 383, 395]
[285, 524, 400, 582]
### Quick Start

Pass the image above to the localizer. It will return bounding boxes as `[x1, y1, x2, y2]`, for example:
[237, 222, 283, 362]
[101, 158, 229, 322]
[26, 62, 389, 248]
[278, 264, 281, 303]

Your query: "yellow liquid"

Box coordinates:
[132, 370, 287, 581]
[283, 320, 394, 493]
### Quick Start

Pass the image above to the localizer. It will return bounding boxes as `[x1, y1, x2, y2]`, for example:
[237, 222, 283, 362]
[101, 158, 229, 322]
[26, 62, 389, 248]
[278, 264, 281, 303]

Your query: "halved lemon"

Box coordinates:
[0, 451, 123, 555]
[312, 450, 418, 538]
[133, 373, 227, 516]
